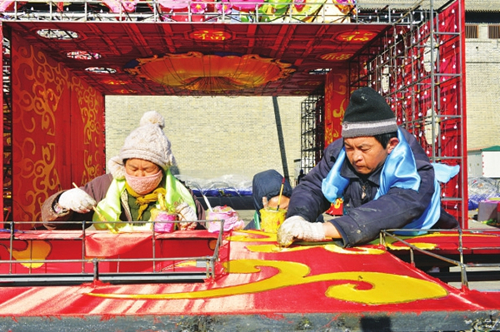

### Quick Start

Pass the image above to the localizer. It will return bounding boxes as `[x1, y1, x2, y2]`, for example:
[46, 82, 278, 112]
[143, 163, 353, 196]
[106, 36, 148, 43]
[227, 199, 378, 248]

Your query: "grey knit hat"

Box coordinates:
[342, 87, 398, 138]
[120, 111, 176, 170]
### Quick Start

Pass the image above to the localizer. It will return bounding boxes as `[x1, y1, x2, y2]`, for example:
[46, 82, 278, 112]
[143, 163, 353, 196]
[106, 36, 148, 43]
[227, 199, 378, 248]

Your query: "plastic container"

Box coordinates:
[151, 210, 177, 233]
[260, 208, 286, 233]
[207, 206, 244, 233]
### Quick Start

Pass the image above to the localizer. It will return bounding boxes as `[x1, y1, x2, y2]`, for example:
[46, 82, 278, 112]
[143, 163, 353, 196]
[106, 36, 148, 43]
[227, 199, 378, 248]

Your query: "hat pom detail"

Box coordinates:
[120, 111, 174, 170]
[140, 111, 165, 129]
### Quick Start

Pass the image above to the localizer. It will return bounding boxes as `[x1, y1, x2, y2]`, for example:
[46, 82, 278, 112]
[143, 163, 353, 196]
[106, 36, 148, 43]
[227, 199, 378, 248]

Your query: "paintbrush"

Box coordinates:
[202, 194, 213, 212]
[276, 177, 285, 210]
[72, 182, 117, 233]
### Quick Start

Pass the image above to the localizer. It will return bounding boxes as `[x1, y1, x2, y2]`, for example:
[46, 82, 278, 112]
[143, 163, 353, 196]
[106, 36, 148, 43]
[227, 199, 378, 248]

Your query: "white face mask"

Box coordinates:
[125, 170, 163, 195]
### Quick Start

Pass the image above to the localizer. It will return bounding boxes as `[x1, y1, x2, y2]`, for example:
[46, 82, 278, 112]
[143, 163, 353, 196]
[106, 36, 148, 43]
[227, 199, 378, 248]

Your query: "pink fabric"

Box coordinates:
[229, 0, 264, 11]
[102, 0, 140, 13]
[207, 207, 244, 233]
[158, 0, 189, 10]
[0, 1, 15, 11]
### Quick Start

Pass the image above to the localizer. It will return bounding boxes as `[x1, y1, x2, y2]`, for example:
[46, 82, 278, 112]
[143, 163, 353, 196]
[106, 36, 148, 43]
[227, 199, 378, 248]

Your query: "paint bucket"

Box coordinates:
[152, 210, 177, 233]
[260, 208, 286, 233]
[207, 206, 244, 233]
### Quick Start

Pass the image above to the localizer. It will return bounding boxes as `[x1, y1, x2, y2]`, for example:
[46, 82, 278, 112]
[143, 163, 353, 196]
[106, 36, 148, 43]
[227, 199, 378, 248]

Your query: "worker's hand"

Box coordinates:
[277, 215, 325, 247]
[176, 202, 198, 230]
[57, 188, 96, 214]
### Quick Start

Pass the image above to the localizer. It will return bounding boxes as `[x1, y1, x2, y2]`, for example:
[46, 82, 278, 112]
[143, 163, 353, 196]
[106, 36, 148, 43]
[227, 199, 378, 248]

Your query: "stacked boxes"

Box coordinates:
[477, 198, 500, 222]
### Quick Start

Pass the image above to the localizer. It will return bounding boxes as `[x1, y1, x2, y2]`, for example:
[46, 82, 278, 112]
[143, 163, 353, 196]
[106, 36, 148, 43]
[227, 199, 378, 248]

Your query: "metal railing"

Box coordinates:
[0, 0, 433, 25]
[379, 228, 500, 290]
[0, 0, 355, 23]
[0, 219, 226, 286]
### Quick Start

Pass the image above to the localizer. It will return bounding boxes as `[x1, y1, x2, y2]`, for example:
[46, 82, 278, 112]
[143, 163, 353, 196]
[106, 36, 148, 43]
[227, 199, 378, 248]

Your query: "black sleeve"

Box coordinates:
[286, 139, 343, 222]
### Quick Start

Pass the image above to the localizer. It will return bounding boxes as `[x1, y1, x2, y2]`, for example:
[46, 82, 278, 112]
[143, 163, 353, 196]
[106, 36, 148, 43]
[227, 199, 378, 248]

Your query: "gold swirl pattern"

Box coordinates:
[12, 33, 67, 223]
[88, 259, 448, 304]
[245, 243, 386, 255]
[385, 232, 500, 251]
[230, 230, 385, 254]
[324, 71, 348, 145]
[228, 230, 278, 242]
[11, 32, 105, 223]
[324, 75, 334, 144]
[2, 240, 52, 269]
[73, 79, 105, 184]
[332, 73, 348, 119]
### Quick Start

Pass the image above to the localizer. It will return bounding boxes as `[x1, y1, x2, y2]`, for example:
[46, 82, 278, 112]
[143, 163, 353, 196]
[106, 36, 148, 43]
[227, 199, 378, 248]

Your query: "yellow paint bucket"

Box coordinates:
[260, 208, 287, 233]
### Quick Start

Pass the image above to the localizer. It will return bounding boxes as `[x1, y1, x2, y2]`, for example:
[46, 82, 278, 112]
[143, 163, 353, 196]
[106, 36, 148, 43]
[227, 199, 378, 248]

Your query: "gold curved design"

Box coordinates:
[73, 79, 105, 184]
[12, 35, 67, 222]
[11, 32, 105, 222]
[88, 259, 448, 304]
[244, 242, 386, 255]
[228, 230, 278, 242]
[4, 240, 52, 269]
[229, 230, 386, 255]
[126, 52, 295, 93]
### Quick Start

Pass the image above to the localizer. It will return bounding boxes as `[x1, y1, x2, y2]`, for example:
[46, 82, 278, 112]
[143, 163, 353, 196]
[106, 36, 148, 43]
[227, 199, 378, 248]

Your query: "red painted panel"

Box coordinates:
[324, 67, 349, 146]
[0, 229, 500, 317]
[10, 32, 105, 226]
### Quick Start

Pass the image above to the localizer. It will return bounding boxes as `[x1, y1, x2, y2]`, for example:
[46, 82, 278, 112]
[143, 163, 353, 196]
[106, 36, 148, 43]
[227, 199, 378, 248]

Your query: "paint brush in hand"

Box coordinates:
[72, 182, 117, 233]
[276, 177, 285, 210]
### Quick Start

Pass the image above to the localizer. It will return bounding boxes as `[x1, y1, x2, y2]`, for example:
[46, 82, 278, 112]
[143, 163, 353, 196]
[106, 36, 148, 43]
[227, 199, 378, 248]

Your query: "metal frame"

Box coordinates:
[304, 0, 467, 226]
[380, 227, 500, 290]
[1, 0, 357, 23]
[298, 2, 459, 176]
[1, 32, 11, 223]
[0, 219, 226, 286]
[300, 90, 324, 173]
[0, 1, 440, 24]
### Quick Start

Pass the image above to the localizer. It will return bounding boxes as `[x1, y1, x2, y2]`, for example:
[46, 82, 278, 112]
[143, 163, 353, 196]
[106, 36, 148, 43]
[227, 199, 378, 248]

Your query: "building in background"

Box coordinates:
[105, 0, 500, 184]
[105, 96, 303, 183]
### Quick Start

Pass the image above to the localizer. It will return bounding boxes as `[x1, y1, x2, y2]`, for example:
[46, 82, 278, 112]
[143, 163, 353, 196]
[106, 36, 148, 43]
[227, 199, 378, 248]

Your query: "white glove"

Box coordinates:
[176, 202, 198, 230]
[57, 188, 97, 214]
[277, 215, 325, 247]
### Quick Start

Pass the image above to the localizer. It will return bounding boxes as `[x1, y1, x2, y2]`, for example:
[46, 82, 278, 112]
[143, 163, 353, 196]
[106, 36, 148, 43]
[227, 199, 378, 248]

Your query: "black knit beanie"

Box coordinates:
[342, 87, 398, 138]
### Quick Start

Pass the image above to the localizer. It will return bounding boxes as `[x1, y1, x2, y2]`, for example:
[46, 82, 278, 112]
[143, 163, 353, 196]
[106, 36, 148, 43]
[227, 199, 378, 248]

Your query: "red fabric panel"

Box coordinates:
[324, 68, 349, 146]
[389, 1, 465, 226]
[0, 230, 222, 275]
[323, 68, 350, 215]
[85, 232, 153, 257]
[10, 32, 105, 227]
[2, 230, 500, 316]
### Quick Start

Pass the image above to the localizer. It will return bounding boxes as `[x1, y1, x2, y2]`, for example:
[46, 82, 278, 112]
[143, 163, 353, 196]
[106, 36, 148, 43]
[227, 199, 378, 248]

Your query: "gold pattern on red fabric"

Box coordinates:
[324, 69, 349, 146]
[126, 52, 295, 93]
[11, 32, 105, 225]
[320, 52, 353, 62]
[73, 81, 105, 185]
[12, 33, 66, 225]
[189, 29, 232, 41]
[335, 31, 376, 42]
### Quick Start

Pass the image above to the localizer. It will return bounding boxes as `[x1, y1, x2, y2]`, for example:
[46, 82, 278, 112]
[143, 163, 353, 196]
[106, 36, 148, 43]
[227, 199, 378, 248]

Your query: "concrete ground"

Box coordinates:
[236, 210, 254, 223]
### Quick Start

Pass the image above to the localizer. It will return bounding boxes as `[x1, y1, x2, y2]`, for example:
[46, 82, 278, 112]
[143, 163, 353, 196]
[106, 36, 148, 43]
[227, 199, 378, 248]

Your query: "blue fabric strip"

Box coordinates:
[321, 128, 460, 234]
